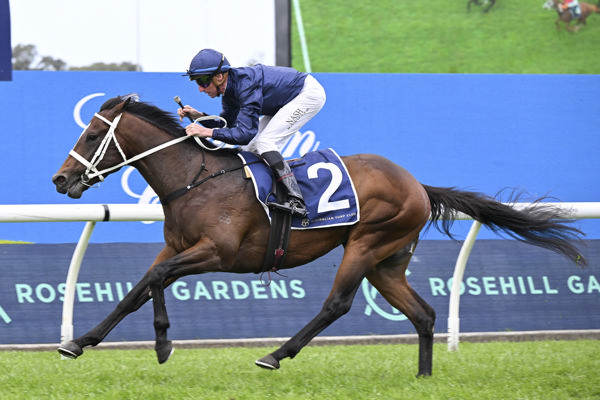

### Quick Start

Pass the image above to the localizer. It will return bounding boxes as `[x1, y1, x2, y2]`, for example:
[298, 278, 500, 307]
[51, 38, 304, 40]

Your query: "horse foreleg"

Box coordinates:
[58, 277, 152, 358]
[148, 275, 173, 364]
[555, 17, 563, 30]
[57, 245, 176, 359]
[255, 251, 368, 370]
[483, 0, 495, 12]
[146, 239, 223, 364]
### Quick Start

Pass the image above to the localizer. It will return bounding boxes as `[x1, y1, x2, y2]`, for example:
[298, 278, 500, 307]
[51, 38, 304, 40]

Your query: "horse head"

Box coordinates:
[52, 94, 137, 198]
[543, 0, 558, 10]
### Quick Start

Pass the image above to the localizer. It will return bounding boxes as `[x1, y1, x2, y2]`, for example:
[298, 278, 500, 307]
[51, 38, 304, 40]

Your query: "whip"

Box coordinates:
[172, 95, 228, 151]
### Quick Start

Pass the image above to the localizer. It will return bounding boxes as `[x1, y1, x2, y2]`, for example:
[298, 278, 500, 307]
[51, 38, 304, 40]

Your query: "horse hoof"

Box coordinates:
[58, 341, 83, 359]
[255, 354, 280, 370]
[155, 340, 173, 364]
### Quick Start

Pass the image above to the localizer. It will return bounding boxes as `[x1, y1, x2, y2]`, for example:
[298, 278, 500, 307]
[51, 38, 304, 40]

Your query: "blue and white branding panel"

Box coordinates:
[0, 241, 597, 344]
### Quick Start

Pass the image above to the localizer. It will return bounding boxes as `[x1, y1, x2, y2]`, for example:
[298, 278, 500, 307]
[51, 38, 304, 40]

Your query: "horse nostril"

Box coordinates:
[52, 174, 66, 186]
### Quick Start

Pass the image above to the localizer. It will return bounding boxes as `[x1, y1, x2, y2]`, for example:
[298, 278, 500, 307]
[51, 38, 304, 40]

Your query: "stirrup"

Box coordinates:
[267, 199, 307, 218]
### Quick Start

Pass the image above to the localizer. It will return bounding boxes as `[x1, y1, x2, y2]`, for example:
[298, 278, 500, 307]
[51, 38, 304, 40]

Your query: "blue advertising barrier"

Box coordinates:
[0, 71, 598, 243]
[0, 72, 598, 344]
[0, 240, 598, 344]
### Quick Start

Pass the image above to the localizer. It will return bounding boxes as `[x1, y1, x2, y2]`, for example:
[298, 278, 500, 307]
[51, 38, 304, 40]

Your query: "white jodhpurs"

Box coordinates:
[241, 75, 326, 155]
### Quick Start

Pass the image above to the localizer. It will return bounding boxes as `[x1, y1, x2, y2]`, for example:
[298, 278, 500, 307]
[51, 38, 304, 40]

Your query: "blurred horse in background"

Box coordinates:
[543, 0, 600, 31]
[468, 0, 497, 12]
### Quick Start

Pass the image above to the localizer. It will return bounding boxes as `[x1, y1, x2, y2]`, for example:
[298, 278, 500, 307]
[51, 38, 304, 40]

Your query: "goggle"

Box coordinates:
[194, 75, 213, 88]
[190, 54, 225, 88]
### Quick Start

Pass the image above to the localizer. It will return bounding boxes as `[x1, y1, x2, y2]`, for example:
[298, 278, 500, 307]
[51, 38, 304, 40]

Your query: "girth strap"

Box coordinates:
[261, 184, 293, 273]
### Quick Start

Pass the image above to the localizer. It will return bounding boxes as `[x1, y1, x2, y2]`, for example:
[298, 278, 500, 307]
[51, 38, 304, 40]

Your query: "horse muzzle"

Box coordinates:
[52, 172, 91, 199]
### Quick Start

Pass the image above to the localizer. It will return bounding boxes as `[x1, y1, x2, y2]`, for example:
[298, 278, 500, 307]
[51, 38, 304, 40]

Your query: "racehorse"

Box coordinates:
[52, 94, 586, 377]
[543, 0, 600, 31]
[468, 0, 496, 13]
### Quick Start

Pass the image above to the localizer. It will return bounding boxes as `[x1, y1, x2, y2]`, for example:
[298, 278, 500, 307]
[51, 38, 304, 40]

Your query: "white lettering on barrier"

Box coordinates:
[429, 275, 600, 296]
[74, 93, 105, 129]
[171, 280, 305, 301]
[15, 279, 306, 304]
[15, 282, 135, 304]
[567, 275, 600, 294]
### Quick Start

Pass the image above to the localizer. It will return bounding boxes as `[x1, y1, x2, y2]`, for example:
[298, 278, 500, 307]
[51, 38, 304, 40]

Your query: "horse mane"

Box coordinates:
[100, 94, 240, 156]
[101, 94, 186, 139]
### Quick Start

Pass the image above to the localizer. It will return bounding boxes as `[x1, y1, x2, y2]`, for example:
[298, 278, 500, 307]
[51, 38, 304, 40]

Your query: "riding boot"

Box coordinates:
[262, 151, 308, 218]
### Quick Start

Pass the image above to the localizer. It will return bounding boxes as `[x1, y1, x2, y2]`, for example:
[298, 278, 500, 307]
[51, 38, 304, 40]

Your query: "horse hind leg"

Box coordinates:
[365, 239, 436, 377]
[555, 17, 563, 30]
[483, 0, 495, 12]
[255, 248, 373, 370]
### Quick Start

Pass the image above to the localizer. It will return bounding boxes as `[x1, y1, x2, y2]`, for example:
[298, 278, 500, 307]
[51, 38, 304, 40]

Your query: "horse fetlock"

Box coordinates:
[153, 315, 170, 331]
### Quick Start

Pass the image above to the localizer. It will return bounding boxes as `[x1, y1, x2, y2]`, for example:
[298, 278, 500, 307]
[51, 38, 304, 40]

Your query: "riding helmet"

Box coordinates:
[183, 49, 231, 78]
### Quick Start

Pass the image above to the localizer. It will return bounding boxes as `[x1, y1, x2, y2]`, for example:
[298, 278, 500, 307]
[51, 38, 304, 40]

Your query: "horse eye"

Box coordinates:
[86, 133, 99, 142]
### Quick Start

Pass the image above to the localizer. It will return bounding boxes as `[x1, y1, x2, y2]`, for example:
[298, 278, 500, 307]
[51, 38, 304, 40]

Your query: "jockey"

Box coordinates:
[179, 48, 326, 218]
[561, 0, 581, 16]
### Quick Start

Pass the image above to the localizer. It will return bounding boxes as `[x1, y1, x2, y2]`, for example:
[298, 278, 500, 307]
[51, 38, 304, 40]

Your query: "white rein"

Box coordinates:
[69, 113, 227, 185]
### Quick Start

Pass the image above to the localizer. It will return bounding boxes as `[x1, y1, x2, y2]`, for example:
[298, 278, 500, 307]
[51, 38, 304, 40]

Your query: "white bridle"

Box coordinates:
[69, 113, 190, 185]
[542, 0, 557, 10]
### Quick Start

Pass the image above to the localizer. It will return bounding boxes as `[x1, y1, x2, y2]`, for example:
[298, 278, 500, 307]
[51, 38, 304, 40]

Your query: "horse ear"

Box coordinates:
[122, 93, 140, 108]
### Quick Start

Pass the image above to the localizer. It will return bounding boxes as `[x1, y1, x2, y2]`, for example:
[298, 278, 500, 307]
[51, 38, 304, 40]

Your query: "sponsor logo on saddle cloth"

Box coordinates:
[238, 148, 360, 229]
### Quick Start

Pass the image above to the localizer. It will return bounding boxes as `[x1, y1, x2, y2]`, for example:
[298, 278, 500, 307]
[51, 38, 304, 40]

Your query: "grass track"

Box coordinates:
[291, 0, 600, 73]
[1, 341, 599, 399]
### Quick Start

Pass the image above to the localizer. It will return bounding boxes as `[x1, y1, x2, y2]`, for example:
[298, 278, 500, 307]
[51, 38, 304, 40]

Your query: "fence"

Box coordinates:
[0, 202, 598, 350]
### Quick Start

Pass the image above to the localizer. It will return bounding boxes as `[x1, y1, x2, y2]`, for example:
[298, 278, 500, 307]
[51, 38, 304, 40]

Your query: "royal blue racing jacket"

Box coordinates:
[210, 64, 308, 145]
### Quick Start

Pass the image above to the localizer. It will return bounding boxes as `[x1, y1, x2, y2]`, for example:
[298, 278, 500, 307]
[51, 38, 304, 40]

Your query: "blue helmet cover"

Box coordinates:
[183, 48, 231, 77]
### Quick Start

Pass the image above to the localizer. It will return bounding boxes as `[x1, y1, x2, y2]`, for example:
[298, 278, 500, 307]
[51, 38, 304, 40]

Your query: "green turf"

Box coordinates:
[1, 341, 599, 399]
[291, 0, 600, 74]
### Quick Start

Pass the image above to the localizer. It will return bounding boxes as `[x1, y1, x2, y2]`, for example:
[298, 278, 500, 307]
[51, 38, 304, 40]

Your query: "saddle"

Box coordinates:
[238, 148, 360, 273]
[565, 5, 582, 18]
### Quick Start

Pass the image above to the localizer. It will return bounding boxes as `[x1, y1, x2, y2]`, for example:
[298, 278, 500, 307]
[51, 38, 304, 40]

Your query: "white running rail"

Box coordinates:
[0, 202, 598, 350]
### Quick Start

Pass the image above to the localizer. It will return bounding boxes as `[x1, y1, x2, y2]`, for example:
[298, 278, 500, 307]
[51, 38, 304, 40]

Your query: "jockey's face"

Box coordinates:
[198, 73, 226, 98]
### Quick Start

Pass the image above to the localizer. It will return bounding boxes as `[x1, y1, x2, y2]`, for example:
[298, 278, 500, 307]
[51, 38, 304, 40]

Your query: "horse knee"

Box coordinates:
[147, 261, 173, 289]
[321, 296, 353, 322]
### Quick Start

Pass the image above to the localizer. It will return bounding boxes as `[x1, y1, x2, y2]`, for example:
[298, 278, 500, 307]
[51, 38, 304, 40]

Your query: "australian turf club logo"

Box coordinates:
[361, 270, 413, 321]
[0, 304, 11, 324]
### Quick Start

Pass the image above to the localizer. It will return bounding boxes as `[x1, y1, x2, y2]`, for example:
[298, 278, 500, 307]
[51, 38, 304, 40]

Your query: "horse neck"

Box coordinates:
[117, 113, 222, 201]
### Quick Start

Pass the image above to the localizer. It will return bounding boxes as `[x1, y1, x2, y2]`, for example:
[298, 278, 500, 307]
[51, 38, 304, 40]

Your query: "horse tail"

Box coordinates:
[422, 185, 587, 266]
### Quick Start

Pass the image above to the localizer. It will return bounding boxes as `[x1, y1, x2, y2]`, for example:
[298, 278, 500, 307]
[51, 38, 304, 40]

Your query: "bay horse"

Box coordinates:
[52, 94, 586, 377]
[543, 0, 600, 31]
